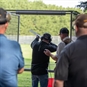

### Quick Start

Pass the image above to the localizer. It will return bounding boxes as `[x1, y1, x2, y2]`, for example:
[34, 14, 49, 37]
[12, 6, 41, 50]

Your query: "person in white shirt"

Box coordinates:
[44, 27, 71, 62]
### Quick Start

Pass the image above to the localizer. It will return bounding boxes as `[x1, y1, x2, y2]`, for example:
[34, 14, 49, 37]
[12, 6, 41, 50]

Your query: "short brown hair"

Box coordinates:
[74, 14, 87, 28]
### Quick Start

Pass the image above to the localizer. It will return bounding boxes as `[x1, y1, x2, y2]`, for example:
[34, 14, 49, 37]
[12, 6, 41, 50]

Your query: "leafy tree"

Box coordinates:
[76, 1, 87, 12]
[0, 0, 82, 35]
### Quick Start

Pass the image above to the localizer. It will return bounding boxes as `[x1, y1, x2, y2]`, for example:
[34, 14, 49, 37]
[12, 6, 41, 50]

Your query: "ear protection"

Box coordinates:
[6, 12, 11, 22]
[41, 33, 52, 43]
[0, 11, 11, 24]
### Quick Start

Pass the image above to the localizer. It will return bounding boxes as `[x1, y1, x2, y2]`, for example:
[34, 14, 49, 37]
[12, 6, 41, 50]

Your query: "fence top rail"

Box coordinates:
[6, 10, 79, 15]
[24, 68, 54, 73]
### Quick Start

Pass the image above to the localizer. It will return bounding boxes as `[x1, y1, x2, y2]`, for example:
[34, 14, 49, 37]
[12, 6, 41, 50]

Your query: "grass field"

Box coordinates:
[20, 44, 32, 59]
[18, 44, 56, 87]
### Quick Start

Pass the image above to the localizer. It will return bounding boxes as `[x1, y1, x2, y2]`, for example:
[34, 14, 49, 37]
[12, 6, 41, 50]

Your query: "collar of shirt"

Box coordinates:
[63, 36, 69, 42]
[0, 34, 6, 38]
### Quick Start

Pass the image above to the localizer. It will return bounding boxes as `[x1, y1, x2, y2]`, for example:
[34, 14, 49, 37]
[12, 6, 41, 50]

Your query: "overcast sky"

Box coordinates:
[42, 0, 87, 7]
[29, 0, 86, 8]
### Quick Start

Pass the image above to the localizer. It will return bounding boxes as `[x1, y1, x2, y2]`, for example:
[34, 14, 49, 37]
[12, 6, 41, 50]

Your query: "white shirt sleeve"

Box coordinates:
[56, 42, 65, 59]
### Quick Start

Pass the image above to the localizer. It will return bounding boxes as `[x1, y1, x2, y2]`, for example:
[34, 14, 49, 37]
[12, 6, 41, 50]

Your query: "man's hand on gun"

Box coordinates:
[36, 35, 40, 40]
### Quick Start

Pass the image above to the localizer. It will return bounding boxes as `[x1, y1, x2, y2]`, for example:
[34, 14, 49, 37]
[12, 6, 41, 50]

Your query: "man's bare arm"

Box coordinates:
[44, 49, 58, 61]
[53, 80, 64, 87]
[18, 67, 24, 74]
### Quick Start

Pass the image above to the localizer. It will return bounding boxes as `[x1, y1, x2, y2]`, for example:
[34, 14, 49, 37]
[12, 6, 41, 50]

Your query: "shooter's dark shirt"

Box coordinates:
[55, 35, 87, 87]
[31, 37, 57, 75]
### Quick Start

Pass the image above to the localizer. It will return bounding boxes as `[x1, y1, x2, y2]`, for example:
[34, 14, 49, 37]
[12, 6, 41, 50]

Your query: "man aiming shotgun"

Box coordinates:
[30, 32, 57, 87]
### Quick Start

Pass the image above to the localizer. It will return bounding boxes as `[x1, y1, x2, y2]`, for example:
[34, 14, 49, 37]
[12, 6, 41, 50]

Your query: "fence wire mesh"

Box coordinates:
[5, 14, 19, 41]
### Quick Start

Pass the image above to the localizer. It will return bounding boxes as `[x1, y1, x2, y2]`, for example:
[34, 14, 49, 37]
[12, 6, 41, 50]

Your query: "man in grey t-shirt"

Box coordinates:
[44, 27, 71, 62]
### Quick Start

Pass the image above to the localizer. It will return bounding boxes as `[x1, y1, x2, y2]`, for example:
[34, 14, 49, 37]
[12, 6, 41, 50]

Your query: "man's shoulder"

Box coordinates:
[8, 40, 20, 47]
[64, 40, 76, 50]
[9, 40, 19, 44]
[58, 41, 65, 46]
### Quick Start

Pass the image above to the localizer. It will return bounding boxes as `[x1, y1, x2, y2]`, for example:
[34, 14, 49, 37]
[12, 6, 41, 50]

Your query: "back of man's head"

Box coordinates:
[73, 14, 87, 36]
[59, 27, 69, 35]
[74, 14, 87, 28]
[41, 33, 52, 43]
[0, 8, 11, 25]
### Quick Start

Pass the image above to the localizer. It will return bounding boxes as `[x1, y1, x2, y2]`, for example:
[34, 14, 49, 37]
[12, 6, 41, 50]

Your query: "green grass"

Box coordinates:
[18, 72, 31, 87]
[18, 59, 55, 87]
[18, 44, 56, 87]
[20, 44, 32, 59]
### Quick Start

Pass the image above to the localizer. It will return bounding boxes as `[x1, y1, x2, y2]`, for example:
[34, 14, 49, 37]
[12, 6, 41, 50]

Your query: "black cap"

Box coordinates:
[41, 33, 52, 42]
[59, 27, 69, 34]
[0, 8, 7, 24]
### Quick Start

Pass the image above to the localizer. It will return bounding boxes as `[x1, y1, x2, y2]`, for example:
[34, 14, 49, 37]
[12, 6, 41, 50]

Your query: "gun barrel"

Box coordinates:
[29, 29, 41, 38]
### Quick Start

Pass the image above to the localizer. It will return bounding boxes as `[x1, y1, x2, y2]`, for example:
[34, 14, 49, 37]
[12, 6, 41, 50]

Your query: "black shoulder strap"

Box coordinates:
[64, 42, 68, 45]
[63, 40, 71, 45]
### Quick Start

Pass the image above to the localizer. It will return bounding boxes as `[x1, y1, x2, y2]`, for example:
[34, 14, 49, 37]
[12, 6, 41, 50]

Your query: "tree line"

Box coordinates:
[0, 0, 85, 35]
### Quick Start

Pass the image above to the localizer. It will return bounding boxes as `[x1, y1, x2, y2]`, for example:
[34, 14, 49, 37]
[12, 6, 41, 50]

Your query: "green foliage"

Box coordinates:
[5, 15, 18, 35]
[0, 0, 83, 35]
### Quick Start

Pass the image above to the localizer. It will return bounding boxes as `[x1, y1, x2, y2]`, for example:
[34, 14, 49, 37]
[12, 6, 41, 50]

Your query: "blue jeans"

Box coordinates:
[32, 74, 48, 87]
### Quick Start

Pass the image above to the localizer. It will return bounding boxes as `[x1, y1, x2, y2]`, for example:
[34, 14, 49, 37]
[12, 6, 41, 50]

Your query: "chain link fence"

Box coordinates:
[5, 13, 19, 41]
[4, 12, 77, 87]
